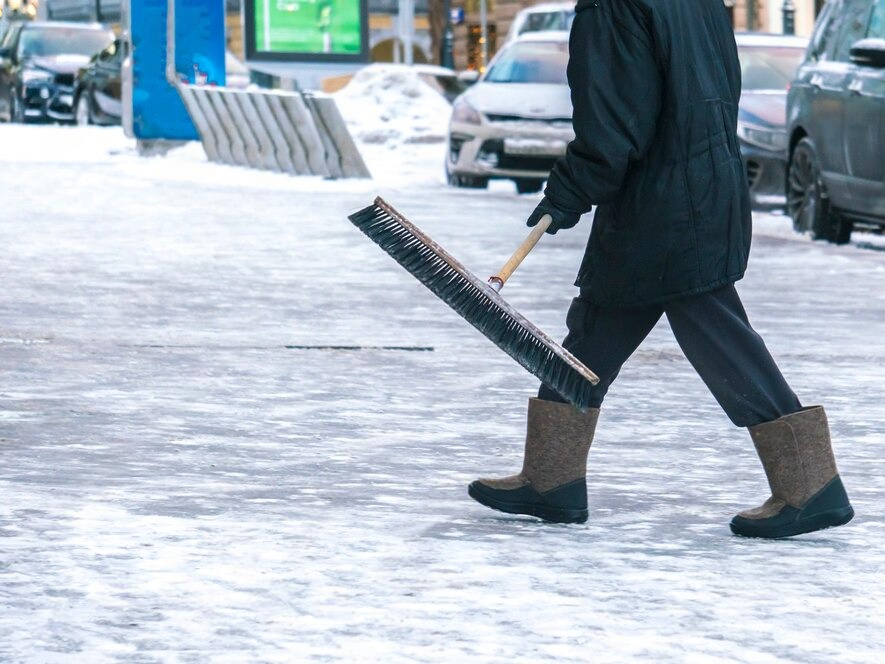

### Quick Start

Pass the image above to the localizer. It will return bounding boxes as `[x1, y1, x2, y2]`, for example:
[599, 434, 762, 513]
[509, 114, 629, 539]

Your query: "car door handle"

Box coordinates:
[809, 74, 824, 89]
[847, 78, 864, 95]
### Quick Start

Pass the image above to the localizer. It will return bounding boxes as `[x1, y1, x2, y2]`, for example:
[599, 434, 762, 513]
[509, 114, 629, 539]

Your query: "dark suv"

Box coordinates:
[786, 0, 885, 243]
[0, 21, 114, 123]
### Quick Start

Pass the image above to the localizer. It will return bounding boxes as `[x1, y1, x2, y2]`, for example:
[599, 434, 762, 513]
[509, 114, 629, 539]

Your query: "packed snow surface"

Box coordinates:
[333, 64, 453, 147]
[1, 124, 885, 663]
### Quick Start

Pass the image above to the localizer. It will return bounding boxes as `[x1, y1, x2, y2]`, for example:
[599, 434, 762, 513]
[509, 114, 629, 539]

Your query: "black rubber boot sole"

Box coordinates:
[730, 475, 854, 539]
[468, 480, 589, 524]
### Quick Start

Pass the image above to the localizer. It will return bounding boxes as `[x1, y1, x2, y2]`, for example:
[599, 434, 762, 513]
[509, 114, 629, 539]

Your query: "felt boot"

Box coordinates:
[730, 406, 854, 538]
[468, 398, 599, 524]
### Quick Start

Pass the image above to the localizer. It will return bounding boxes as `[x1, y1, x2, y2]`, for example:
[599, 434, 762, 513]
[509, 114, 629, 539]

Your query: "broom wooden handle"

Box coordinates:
[488, 215, 552, 292]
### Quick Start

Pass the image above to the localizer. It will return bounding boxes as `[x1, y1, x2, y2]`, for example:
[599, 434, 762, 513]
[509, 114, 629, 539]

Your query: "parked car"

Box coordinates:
[506, 3, 575, 42]
[446, 32, 573, 193]
[787, 0, 885, 243]
[73, 37, 123, 126]
[734, 33, 808, 204]
[73, 44, 251, 127]
[0, 21, 114, 123]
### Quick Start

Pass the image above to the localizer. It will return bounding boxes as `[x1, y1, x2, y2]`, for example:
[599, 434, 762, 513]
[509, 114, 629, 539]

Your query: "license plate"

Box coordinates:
[58, 94, 73, 107]
[503, 138, 567, 156]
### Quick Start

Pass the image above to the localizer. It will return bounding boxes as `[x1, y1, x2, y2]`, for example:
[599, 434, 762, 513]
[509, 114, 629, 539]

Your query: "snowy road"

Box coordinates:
[1, 126, 884, 662]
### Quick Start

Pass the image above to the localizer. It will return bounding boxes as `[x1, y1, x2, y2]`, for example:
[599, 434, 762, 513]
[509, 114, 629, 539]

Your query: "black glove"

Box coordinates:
[526, 197, 584, 235]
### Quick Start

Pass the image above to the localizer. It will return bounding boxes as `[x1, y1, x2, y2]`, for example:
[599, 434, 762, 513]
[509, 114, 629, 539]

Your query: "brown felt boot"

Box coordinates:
[730, 406, 854, 538]
[468, 398, 599, 523]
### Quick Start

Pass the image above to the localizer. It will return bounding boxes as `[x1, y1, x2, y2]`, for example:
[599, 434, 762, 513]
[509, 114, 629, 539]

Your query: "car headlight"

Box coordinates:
[451, 97, 482, 125]
[22, 68, 53, 84]
[737, 121, 787, 151]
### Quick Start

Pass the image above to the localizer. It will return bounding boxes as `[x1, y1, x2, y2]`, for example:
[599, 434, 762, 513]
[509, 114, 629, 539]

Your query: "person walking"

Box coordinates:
[467, 0, 855, 538]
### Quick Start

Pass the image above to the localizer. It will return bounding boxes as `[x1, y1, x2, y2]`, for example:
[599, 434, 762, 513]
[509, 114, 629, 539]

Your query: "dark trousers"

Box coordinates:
[538, 284, 802, 427]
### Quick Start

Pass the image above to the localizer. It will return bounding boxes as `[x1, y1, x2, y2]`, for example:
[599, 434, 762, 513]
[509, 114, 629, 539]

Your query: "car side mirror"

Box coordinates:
[849, 38, 885, 69]
[0, 47, 12, 62]
[457, 70, 480, 86]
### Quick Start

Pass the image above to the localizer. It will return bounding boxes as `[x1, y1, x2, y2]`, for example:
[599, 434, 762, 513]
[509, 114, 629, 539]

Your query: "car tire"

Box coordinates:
[786, 137, 852, 244]
[514, 178, 544, 194]
[75, 92, 91, 126]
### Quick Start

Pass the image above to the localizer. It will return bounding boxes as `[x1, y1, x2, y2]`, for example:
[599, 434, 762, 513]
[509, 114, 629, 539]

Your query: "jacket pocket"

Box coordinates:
[685, 132, 735, 218]
[683, 124, 746, 279]
[684, 98, 738, 221]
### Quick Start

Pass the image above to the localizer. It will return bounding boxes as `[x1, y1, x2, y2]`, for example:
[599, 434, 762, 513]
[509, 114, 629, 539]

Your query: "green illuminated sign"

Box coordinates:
[250, 0, 366, 59]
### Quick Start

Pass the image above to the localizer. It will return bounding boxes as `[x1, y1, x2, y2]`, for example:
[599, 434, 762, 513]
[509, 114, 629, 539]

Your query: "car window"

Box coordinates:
[18, 27, 114, 59]
[868, 0, 885, 38]
[738, 45, 806, 90]
[484, 40, 569, 84]
[808, 0, 845, 61]
[518, 11, 574, 34]
[831, 0, 875, 61]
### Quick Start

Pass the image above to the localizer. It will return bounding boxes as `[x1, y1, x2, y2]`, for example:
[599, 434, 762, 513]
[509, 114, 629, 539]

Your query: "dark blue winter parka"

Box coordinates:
[546, 0, 752, 306]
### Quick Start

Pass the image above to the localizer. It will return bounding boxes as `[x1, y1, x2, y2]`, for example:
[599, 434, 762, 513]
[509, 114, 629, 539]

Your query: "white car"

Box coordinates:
[506, 2, 576, 42]
[446, 32, 573, 193]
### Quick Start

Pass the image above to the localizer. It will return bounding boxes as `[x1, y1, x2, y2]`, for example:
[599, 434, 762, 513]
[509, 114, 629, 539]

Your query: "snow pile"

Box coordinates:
[333, 65, 452, 147]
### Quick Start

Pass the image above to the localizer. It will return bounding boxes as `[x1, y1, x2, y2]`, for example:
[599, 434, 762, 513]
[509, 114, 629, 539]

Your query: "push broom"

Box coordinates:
[348, 197, 600, 409]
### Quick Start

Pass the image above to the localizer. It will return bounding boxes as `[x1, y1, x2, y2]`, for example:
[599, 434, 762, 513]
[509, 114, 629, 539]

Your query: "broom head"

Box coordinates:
[348, 197, 600, 410]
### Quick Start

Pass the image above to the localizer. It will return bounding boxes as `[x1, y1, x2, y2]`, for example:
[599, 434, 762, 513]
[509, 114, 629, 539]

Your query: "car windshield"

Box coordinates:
[738, 45, 806, 91]
[518, 11, 575, 35]
[485, 41, 568, 84]
[19, 27, 114, 59]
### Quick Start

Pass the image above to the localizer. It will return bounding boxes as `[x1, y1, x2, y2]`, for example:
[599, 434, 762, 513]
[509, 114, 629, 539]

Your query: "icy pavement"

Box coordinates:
[1, 125, 885, 663]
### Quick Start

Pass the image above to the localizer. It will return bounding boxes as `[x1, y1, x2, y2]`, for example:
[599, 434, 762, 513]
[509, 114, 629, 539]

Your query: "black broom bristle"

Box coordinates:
[348, 197, 600, 410]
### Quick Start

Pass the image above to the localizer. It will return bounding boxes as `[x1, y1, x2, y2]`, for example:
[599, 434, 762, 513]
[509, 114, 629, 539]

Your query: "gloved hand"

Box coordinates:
[526, 197, 584, 235]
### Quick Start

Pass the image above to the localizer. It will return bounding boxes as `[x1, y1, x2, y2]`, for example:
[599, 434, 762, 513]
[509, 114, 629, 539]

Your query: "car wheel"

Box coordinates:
[787, 138, 834, 241]
[75, 93, 91, 126]
[514, 178, 544, 195]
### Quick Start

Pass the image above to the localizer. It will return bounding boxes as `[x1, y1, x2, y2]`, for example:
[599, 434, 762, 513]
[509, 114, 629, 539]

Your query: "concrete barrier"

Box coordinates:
[177, 84, 371, 179]
[163, 0, 367, 179]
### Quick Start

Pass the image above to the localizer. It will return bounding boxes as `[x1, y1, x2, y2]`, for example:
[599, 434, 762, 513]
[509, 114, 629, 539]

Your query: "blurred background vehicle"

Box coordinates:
[449, 28, 813, 201]
[787, 0, 885, 244]
[446, 31, 572, 193]
[0, 20, 113, 123]
[735, 32, 808, 206]
[72, 46, 252, 127]
[506, 2, 575, 43]
[73, 36, 121, 126]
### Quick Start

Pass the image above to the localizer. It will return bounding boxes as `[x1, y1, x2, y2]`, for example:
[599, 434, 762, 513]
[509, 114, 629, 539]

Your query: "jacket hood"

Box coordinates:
[466, 82, 572, 119]
[739, 91, 787, 128]
[26, 54, 91, 75]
